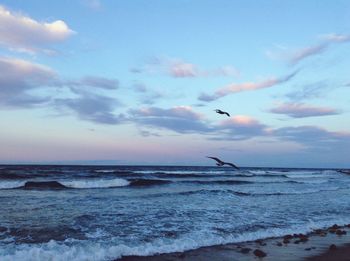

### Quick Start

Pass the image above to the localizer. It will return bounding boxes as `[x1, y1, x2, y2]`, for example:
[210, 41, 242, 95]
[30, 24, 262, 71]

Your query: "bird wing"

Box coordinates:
[224, 162, 240, 169]
[207, 156, 224, 164]
[224, 112, 230, 117]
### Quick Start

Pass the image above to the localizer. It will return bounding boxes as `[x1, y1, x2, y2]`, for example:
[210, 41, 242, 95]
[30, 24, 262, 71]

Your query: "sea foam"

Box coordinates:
[2, 218, 350, 261]
[61, 178, 129, 188]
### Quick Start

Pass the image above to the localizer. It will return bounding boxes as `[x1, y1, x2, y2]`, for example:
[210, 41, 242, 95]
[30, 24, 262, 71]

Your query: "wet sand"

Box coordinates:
[116, 224, 350, 261]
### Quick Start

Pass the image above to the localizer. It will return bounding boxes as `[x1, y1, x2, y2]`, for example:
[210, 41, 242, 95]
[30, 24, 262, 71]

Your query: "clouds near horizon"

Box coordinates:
[129, 108, 268, 141]
[274, 125, 350, 150]
[216, 115, 268, 140]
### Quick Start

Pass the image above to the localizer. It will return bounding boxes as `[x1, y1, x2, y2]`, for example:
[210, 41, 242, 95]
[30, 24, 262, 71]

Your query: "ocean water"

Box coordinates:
[1, 165, 350, 261]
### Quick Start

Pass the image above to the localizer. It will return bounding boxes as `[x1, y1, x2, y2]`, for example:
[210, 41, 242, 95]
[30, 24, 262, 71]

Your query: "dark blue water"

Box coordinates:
[0, 165, 350, 260]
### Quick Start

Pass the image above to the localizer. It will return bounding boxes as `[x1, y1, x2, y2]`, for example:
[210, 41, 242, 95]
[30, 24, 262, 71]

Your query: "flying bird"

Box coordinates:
[207, 156, 239, 169]
[214, 109, 230, 117]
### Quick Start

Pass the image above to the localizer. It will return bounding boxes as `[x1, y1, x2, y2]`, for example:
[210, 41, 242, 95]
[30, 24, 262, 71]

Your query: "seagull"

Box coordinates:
[207, 156, 240, 169]
[214, 109, 230, 117]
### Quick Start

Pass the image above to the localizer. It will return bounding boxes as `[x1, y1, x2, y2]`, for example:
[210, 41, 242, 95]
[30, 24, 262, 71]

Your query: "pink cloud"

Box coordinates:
[136, 106, 203, 120]
[216, 115, 268, 140]
[169, 61, 198, 77]
[131, 56, 239, 78]
[199, 71, 297, 101]
[270, 102, 339, 118]
[220, 115, 261, 127]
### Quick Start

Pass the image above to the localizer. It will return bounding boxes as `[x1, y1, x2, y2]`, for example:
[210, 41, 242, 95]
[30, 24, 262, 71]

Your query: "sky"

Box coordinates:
[0, 0, 349, 167]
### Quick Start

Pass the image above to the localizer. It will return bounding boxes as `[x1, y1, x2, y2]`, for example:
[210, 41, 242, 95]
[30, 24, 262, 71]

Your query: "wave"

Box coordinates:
[0, 180, 26, 189]
[183, 180, 253, 185]
[239, 187, 347, 196]
[3, 218, 350, 261]
[151, 172, 289, 179]
[0, 176, 333, 190]
[0, 178, 130, 190]
[128, 179, 172, 186]
[0, 178, 172, 189]
[21, 181, 67, 190]
[176, 189, 251, 197]
[0, 173, 44, 180]
[93, 169, 118, 173]
[143, 186, 349, 199]
[337, 169, 350, 175]
[61, 178, 130, 189]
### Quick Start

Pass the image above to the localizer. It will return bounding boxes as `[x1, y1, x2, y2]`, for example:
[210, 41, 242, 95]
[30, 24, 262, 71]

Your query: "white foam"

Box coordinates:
[0, 181, 25, 189]
[248, 170, 267, 175]
[290, 179, 329, 184]
[2, 218, 350, 261]
[94, 170, 117, 173]
[134, 170, 227, 174]
[61, 178, 129, 189]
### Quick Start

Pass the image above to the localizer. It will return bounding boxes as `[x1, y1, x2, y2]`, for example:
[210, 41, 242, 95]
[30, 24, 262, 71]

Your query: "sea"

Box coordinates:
[0, 165, 350, 261]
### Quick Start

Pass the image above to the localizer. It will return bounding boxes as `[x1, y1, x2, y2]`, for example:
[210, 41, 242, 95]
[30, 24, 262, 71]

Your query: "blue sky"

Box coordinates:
[0, 0, 349, 167]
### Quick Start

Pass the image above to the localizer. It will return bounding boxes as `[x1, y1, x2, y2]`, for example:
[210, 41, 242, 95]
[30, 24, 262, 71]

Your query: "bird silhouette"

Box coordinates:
[214, 109, 230, 117]
[207, 156, 239, 169]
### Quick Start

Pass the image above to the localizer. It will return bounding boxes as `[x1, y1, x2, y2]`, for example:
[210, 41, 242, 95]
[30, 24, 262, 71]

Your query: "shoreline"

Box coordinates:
[116, 224, 350, 261]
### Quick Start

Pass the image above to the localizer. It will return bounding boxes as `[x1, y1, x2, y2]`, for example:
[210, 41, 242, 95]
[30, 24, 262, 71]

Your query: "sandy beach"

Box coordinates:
[117, 224, 350, 261]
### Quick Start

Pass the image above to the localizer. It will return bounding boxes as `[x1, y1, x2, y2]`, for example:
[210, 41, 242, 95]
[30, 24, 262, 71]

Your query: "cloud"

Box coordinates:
[215, 65, 240, 77]
[131, 57, 239, 78]
[169, 61, 198, 78]
[129, 67, 143, 74]
[66, 76, 119, 90]
[0, 56, 56, 107]
[130, 106, 212, 133]
[285, 81, 332, 101]
[130, 107, 269, 140]
[55, 92, 124, 124]
[266, 125, 350, 167]
[132, 83, 164, 105]
[0, 5, 74, 54]
[133, 106, 203, 120]
[273, 126, 350, 149]
[268, 33, 350, 65]
[289, 43, 328, 65]
[199, 71, 297, 102]
[270, 102, 340, 118]
[216, 115, 268, 140]
[0, 56, 124, 124]
[128, 104, 350, 156]
[321, 33, 350, 43]
[81, 0, 102, 10]
[139, 130, 161, 137]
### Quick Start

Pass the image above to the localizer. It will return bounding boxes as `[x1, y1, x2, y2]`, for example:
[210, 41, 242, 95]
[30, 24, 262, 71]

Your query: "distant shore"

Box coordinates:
[116, 224, 350, 261]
